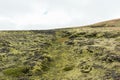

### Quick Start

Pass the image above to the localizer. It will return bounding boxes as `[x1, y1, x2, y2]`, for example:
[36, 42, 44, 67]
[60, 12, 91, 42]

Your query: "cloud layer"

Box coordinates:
[0, 0, 120, 30]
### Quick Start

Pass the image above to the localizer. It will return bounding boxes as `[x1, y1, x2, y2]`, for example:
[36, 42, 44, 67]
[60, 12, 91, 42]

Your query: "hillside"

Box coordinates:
[0, 19, 120, 80]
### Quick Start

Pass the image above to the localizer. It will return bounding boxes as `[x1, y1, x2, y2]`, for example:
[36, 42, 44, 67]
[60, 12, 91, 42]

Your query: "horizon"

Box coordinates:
[0, 18, 119, 31]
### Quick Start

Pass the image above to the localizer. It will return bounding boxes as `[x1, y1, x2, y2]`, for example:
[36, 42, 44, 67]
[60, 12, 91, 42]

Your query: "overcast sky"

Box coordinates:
[0, 0, 120, 30]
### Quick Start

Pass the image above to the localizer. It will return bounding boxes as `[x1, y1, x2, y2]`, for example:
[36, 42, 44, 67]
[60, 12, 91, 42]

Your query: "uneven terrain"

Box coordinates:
[0, 19, 120, 80]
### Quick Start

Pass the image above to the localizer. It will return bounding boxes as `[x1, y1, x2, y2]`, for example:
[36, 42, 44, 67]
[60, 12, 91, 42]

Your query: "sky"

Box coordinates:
[0, 0, 120, 30]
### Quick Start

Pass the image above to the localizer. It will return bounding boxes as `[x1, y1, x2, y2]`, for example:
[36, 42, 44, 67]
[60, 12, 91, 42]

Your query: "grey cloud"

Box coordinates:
[48, 0, 120, 19]
[0, 20, 17, 30]
[0, 0, 39, 17]
[0, 0, 120, 30]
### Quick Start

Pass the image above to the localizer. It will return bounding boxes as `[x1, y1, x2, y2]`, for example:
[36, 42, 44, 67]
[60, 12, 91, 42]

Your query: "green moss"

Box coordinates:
[0, 20, 120, 79]
[63, 65, 74, 71]
[3, 66, 30, 77]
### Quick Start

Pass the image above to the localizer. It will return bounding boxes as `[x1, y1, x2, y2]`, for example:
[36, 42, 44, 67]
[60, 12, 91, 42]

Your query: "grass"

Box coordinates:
[0, 19, 120, 80]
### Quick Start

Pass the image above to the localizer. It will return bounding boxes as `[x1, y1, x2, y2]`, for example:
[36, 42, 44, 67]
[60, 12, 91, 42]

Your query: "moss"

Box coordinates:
[78, 61, 93, 73]
[80, 65, 92, 73]
[85, 32, 98, 38]
[103, 31, 120, 38]
[63, 65, 74, 71]
[2, 66, 30, 77]
[0, 21, 120, 79]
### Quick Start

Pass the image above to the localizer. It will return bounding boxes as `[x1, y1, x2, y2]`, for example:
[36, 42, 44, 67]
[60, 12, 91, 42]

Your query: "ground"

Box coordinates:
[0, 19, 120, 80]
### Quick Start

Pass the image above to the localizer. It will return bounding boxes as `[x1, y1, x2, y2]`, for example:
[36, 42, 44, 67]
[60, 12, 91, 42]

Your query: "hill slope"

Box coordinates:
[0, 19, 120, 80]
